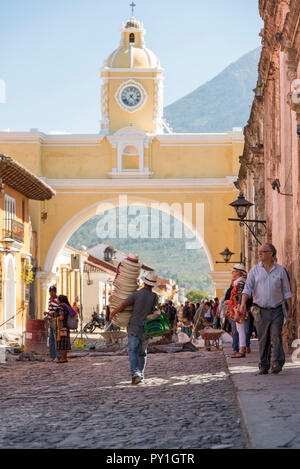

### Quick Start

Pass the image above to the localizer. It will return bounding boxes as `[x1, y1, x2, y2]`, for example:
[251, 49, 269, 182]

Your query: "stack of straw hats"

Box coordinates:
[110, 254, 141, 328]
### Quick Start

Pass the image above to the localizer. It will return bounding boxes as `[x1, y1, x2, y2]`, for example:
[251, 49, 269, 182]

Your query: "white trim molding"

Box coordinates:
[156, 129, 244, 145]
[108, 170, 154, 179]
[44, 177, 239, 190]
[101, 67, 164, 73]
[0, 132, 105, 146]
[208, 271, 232, 291]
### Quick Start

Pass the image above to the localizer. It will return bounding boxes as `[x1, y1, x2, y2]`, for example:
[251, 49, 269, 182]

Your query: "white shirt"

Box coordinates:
[243, 262, 292, 308]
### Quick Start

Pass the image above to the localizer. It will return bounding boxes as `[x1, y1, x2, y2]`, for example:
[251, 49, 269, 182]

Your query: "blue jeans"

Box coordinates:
[128, 331, 149, 379]
[49, 327, 61, 360]
[229, 319, 239, 352]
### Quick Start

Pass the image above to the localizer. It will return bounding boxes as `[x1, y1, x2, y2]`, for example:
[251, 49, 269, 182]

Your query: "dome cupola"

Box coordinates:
[105, 17, 160, 69]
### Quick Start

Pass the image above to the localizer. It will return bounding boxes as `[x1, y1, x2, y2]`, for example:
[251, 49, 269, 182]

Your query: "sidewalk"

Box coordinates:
[223, 340, 300, 449]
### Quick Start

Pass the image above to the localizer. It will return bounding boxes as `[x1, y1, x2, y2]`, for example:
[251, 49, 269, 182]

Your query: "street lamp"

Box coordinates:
[216, 248, 243, 264]
[220, 248, 234, 263]
[229, 193, 253, 220]
[228, 193, 266, 246]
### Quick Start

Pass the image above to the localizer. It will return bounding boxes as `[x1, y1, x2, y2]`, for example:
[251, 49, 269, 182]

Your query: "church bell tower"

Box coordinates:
[100, 15, 164, 136]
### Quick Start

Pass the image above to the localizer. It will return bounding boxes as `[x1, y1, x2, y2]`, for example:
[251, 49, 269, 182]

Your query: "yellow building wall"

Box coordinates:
[0, 142, 41, 175]
[151, 141, 233, 178]
[0, 185, 31, 331]
[0, 132, 243, 315]
[0, 138, 240, 180]
[41, 141, 113, 179]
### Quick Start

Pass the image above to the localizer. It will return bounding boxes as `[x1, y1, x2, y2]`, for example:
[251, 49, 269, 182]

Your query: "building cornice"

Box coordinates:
[43, 177, 238, 190]
[0, 130, 244, 146]
[156, 130, 244, 145]
[101, 67, 164, 73]
[0, 132, 105, 146]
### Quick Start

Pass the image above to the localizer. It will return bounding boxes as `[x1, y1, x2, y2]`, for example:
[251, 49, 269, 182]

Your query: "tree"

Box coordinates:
[186, 290, 208, 304]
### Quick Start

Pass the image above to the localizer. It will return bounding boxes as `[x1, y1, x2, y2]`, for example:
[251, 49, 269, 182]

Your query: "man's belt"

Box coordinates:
[257, 305, 282, 311]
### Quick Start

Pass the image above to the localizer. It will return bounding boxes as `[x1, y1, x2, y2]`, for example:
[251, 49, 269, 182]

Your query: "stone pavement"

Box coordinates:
[223, 340, 300, 449]
[0, 349, 247, 449]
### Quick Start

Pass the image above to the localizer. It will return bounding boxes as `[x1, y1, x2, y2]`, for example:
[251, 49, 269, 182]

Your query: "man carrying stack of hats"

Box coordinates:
[109, 254, 141, 328]
[110, 270, 160, 385]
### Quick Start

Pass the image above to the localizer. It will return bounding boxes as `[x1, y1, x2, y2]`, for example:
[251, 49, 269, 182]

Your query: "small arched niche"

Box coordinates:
[122, 145, 139, 170]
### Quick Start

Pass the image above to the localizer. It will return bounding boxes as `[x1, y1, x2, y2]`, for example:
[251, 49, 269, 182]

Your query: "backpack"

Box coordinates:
[67, 314, 78, 330]
[62, 303, 79, 330]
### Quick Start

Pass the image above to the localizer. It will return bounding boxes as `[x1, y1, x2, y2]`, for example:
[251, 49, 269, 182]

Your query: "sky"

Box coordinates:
[0, 0, 263, 134]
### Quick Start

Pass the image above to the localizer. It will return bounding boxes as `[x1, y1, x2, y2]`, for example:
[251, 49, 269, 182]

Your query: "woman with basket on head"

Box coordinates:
[56, 295, 78, 363]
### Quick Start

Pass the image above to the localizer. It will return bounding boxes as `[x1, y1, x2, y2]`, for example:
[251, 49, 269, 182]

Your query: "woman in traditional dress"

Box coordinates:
[228, 265, 248, 358]
[56, 295, 73, 363]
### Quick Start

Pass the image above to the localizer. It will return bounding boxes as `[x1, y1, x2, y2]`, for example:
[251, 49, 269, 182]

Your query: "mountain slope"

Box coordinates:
[164, 48, 261, 133]
[68, 215, 215, 296]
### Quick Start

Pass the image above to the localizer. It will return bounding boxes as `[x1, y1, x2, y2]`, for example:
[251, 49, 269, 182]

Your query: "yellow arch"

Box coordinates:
[44, 195, 214, 273]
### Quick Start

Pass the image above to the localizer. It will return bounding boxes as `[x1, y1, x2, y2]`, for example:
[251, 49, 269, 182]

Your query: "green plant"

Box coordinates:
[186, 290, 207, 304]
[21, 262, 34, 285]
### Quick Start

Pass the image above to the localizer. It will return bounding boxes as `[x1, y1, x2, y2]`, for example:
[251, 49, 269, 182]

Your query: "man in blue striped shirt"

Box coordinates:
[239, 243, 292, 375]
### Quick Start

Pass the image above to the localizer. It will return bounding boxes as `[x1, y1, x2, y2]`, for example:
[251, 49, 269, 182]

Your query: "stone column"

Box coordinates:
[35, 272, 57, 319]
[208, 271, 232, 299]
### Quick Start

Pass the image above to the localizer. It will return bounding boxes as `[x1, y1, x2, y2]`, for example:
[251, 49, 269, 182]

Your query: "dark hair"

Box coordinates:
[49, 286, 57, 292]
[264, 243, 277, 258]
[214, 297, 219, 302]
[58, 295, 70, 305]
[205, 301, 212, 307]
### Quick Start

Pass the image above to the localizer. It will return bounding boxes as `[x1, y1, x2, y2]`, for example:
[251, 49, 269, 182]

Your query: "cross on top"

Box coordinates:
[130, 1, 136, 16]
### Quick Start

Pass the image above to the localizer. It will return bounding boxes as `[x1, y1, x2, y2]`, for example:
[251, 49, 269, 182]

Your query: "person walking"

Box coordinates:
[213, 297, 220, 329]
[228, 264, 248, 358]
[109, 271, 160, 385]
[166, 300, 177, 335]
[190, 303, 196, 322]
[182, 301, 191, 321]
[224, 282, 239, 353]
[56, 295, 74, 363]
[240, 243, 292, 374]
[44, 286, 61, 362]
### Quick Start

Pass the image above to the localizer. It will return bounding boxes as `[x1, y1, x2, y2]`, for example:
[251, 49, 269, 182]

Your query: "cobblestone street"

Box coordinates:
[0, 350, 247, 449]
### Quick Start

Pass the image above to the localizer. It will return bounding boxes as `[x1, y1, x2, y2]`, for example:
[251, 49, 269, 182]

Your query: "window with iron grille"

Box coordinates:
[4, 195, 16, 236]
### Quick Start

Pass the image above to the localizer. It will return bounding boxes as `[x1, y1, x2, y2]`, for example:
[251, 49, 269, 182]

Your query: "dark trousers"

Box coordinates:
[255, 306, 285, 371]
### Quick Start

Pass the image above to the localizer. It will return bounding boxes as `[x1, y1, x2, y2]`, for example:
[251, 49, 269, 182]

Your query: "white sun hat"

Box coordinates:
[232, 263, 247, 273]
[142, 271, 158, 287]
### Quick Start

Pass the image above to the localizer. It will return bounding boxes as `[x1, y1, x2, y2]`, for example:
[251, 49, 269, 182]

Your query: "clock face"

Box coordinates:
[121, 86, 142, 108]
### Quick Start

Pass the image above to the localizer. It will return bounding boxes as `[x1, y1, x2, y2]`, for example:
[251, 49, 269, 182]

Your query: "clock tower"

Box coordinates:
[100, 17, 164, 136]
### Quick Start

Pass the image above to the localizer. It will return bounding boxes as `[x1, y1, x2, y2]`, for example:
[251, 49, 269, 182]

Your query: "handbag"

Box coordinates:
[251, 305, 261, 322]
[144, 311, 170, 338]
